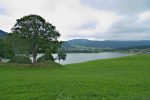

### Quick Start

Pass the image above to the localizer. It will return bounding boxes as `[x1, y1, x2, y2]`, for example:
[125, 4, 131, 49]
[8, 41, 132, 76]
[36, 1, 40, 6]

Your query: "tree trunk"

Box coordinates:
[32, 44, 37, 64]
[33, 52, 37, 64]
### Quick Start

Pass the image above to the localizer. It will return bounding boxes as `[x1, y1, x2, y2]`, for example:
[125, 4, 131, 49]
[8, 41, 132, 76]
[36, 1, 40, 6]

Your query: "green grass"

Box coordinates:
[0, 55, 150, 100]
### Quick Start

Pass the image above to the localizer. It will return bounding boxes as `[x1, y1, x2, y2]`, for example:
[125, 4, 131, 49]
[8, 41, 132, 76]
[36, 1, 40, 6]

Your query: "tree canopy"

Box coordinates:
[11, 14, 62, 64]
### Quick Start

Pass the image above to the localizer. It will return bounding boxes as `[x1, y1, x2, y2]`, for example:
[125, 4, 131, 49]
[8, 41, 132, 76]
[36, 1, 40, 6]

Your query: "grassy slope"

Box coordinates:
[0, 55, 150, 100]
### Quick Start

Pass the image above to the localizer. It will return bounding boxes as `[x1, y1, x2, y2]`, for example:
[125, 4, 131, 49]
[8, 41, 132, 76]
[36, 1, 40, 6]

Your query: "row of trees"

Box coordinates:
[0, 14, 66, 64]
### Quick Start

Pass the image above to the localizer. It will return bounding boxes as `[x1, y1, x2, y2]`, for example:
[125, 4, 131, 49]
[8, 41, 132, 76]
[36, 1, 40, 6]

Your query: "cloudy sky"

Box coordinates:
[0, 0, 150, 40]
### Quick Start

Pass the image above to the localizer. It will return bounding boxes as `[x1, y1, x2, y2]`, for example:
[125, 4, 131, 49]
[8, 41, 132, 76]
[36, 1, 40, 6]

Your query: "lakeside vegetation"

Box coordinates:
[0, 55, 150, 100]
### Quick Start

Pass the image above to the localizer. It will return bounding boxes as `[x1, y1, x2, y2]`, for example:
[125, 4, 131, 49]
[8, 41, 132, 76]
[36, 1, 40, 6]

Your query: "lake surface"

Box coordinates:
[53, 52, 132, 65]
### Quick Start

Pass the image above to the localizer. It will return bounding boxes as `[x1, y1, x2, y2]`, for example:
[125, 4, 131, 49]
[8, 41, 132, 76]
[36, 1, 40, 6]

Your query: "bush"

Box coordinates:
[37, 54, 54, 63]
[10, 56, 32, 64]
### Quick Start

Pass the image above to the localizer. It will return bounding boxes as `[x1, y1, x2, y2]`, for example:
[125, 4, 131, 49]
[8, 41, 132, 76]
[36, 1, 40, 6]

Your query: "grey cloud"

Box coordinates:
[0, 5, 7, 15]
[100, 16, 150, 40]
[78, 21, 97, 29]
[0, 0, 150, 40]
[109, 16, 150, 34]
[68, 15, 150, 40]
[81, 0, 150, 14]
[77, 0, 150, 40]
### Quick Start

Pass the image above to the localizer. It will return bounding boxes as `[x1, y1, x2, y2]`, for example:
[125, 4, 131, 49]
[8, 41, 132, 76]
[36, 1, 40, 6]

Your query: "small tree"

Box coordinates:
[37, 53, 55, 63]
[11, 14, 61, 64]
[57, 51, 66, 64]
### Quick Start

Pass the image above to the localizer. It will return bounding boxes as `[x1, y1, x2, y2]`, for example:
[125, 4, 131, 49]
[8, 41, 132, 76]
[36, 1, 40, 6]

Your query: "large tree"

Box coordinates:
[11, 14, 61, 64]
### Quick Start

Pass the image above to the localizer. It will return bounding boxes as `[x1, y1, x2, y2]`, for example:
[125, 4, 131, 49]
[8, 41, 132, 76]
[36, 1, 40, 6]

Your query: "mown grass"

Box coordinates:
[0, 55, 150, 100]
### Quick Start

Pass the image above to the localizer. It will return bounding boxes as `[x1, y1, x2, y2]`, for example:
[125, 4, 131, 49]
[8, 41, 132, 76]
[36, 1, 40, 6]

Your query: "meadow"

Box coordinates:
[0, 55, 150, 100]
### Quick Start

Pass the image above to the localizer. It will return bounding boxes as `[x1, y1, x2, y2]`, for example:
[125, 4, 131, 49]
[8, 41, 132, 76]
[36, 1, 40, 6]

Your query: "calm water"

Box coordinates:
[1, 52, 131, 64]
[53, 52, 132, 65]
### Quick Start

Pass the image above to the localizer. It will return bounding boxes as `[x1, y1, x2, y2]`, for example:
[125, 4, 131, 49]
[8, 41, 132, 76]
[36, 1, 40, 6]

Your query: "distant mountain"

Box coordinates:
[0, 30, 7, 38]
[63, 39, 150, 49]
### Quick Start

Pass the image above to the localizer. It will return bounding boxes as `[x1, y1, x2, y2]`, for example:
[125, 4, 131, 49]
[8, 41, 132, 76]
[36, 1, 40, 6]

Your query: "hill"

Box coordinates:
[0, 55, 149, 99]
[0, 30, 7, 38]
[63, 39, 150, 49]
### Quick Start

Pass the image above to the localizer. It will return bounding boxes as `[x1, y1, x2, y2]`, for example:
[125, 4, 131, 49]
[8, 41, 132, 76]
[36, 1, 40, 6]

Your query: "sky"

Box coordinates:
[0, 0, 150, 40]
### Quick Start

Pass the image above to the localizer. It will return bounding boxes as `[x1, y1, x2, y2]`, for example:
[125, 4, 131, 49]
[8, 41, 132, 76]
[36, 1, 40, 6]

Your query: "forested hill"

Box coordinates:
[63, 39, 150, 49]
[0, 30, 7, 38]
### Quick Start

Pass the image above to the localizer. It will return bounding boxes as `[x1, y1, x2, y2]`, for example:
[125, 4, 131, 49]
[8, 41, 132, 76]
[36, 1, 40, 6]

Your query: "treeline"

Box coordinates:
[62, 48, 114, 53]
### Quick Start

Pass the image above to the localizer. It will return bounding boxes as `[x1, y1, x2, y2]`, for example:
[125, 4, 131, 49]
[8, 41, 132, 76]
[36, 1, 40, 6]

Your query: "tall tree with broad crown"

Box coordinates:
[11, 14, 62, 64]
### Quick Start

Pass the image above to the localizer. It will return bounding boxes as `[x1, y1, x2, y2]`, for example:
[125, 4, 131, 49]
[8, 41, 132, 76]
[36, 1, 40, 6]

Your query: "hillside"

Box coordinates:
[0, 30, 7, 37]
[0, 55, 149, 99]
[62, 39, 150, 53]
[63, 39, 150, 49]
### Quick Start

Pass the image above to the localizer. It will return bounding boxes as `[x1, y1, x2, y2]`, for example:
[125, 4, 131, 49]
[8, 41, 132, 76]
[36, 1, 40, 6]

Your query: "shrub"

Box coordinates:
[37, 54, 54, 63]
[10, 56, 32, 64]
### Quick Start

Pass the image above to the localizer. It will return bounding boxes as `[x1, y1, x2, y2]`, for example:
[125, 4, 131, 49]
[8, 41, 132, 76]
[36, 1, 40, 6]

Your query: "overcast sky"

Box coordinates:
[0, 0, 150, 40]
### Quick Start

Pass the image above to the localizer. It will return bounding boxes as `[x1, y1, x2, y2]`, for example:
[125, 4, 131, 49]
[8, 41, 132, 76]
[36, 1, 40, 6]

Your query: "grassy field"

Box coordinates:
[0, 55, 150, 100]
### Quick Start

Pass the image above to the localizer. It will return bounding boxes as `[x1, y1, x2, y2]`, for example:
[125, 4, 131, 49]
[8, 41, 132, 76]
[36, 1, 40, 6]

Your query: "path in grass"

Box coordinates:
[0, 55, 150, 100]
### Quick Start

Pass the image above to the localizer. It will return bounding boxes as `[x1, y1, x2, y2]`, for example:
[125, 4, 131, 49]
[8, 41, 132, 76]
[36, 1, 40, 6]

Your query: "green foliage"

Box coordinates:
[0, 30, 7, 37]
[0, 39, 3, 57]
[11, 14, 62, 64]
[37, 54, 54, 63]
[0, 55, 149, 99]
[10, 56, 32, 64]
[0, 38, 15, 59]
[57, 51, 66, 62]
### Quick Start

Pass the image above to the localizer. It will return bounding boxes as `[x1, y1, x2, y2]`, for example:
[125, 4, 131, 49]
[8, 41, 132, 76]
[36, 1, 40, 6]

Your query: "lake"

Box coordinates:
[53, 52, 132, 65]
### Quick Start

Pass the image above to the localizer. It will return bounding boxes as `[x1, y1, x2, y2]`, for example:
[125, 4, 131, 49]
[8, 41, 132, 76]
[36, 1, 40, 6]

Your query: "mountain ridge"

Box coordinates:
[0, 30, 7, 37]
[63, 39, 150, 49]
